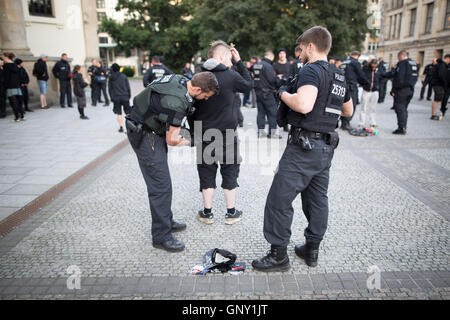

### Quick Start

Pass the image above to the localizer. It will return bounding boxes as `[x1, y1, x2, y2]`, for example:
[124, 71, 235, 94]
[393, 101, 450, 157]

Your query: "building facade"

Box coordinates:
[377, 0, 450, 76]
[363, 0, 383, 57]
[0, 0, 100, 104]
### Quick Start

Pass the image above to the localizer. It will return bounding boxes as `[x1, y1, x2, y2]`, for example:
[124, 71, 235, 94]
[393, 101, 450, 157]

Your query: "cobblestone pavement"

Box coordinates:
[0, 80, 142, 221]
[0, 87, 449, 300]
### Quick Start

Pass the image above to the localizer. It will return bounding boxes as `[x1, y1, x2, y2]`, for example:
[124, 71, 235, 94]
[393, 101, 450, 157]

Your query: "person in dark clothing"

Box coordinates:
[72, 65, 89, 120]
[359, 59, 381, 128]
[192, 41, 252, 226]
[339, 51, 369, 131]
[32, 54, 49, 109]
[430, 57, 448, 120]
[143, 56, 174, 87]
[383, 50, 418, 134]
[419, 63, 434, 101]
[273, 48, 291, 84]
[377, 57, 389, 103]
[52, 53, 73, 108]
[2, 52, 24, 121]
[253, 51, 282, 138]
[88, 59, 100, 106]
[0, 57, 6, 118]
[289, 46, 303, 80]
[15, 59, 32, 113]
[108, 63, 131, 132]
[181, 62, 193, 79]
[96, 61, 110, 106]
[441, 54, 450, 117]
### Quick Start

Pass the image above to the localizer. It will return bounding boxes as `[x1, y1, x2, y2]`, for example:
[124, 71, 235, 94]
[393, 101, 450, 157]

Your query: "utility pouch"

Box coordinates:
[326, 131, 340, 149]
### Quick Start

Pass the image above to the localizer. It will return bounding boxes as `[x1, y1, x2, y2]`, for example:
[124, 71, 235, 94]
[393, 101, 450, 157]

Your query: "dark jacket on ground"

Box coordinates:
[193, 59, 253, 131]
[19, 67, 30, 85]
[33, 59, 49, 81]
[73, 73, 88, 97]
[362, 66, 381, 92]
[430, 59, 448, 88]
[3, 63, 21, 89]
[52, 59, 72, 81]
[108, 71, 131, 101]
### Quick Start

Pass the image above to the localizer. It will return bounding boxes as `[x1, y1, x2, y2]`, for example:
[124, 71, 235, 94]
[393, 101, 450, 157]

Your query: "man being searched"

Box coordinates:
[126, 72, 219, 252]
[252, 26, 353, 272]
[143, 56, 174, 88]
[192, 40, 253, 226]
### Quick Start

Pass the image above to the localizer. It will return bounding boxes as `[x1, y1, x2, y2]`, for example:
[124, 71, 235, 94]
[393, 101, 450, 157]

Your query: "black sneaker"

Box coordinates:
[80, 115, 89, 120]
[225, 209, 243, 225]
[61, 105, 66, 108]
[197, 210, 214, 225]
[430, 115, 440, 120]
[119, 126, 124, 133]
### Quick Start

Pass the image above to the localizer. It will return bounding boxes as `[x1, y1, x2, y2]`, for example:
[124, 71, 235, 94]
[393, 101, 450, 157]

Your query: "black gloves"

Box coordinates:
[277, 85, 288, 99]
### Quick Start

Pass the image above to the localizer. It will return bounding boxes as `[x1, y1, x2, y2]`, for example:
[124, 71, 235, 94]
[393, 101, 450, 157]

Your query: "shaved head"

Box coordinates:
[208, 40, 231, 59]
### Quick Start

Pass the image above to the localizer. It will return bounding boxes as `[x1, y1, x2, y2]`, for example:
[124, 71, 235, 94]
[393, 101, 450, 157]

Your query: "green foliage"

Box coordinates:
[100, 0, 371, 69]
[121, 66, 136, 77]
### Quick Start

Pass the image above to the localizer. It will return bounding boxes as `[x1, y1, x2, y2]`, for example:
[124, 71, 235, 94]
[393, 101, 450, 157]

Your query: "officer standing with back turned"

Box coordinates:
[126, 72, 219, 252]
[252, 26, 353, 271]
[383, 50, 418, 135]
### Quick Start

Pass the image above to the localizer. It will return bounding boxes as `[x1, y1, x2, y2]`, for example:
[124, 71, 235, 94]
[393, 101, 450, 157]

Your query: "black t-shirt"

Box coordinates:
[273, 61, 291, 79]
[296, 61, 351, 103]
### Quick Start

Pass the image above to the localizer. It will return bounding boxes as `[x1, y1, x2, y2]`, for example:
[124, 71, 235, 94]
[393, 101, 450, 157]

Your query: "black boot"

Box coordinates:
[295, 241, 320, 267]
[252, 245, 290, 272]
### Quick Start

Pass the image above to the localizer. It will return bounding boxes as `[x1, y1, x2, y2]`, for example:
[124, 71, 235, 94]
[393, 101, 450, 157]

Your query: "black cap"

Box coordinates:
[14, 58, 23, 65]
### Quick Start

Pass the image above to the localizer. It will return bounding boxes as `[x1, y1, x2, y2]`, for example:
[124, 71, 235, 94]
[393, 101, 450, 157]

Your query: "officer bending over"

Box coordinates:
[126, 72, 219, 252]
[252, 26, 353, 272]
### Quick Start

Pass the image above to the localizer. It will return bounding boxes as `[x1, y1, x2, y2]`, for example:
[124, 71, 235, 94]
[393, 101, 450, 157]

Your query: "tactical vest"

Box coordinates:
[287, 61, 346, 133]
[407, 59, 418, 87]
[133, 74, 193, 136]
[252, 63, 263, 82]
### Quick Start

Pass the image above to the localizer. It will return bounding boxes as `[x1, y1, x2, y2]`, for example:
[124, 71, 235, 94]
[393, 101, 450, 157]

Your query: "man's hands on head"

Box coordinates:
[230, 48, 241, 63]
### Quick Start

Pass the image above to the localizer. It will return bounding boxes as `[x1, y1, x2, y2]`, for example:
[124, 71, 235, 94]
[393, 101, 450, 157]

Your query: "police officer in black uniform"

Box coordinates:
[377, 57, 389, 103]
[383, 50, 418, 135]
[143, 56, 174, 87]
[339, 51, 369, 131]
[52, 53, 73, 108]
[253, 51, 282, 139]
[252, 26, 353, 272]
[419, 62, 434, 101]
[126, 72, 219, 252]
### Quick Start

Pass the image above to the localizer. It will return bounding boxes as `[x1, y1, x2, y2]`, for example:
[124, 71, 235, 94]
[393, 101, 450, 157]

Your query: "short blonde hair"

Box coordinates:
[208, 40, 231, 59]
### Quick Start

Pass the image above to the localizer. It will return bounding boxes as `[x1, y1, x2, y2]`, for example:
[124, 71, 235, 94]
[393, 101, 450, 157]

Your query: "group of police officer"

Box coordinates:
[124, 25, 420, 271]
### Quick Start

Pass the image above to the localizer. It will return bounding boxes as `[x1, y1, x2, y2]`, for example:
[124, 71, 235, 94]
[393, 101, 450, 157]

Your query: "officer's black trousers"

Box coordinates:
[128, 131, 176, 243]
[99, 82, 110, 104]
[59, 80, 72, 107]
[341, 83, 358, 126]
[263, 139, 334, 247]
[378, 79, 387, 103]
[255, 90, 277, 130]
[420, 78, 432, 100]
[393, 87, 414, 130]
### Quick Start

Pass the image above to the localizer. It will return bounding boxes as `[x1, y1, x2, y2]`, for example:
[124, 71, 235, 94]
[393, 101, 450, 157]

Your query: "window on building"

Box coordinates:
[388, 16, 393, 40]
[392, 14, 398, 39]
[424, 2, 434, 34]
[97, 12, 106, 22]
[396, 13, 402, 39]
[28, 0, 53, 17]
[96, 0, 106, 9]
[445, 0, 450, 29]
[99, 37, 109, 44]
[409, 8, 417, 36]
